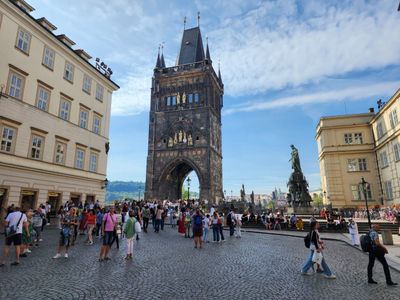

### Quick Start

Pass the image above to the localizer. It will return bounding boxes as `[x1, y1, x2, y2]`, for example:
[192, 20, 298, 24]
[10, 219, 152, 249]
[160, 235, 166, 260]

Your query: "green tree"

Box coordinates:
[312, 193, 323, 208]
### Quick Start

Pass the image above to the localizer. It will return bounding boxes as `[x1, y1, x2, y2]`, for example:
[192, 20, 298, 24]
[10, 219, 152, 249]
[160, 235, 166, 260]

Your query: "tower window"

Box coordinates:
[194, 93, 200, 103]
[171, 95, 177, 106]
[196, 136, 199, 141]
[188, 93, 193, 103]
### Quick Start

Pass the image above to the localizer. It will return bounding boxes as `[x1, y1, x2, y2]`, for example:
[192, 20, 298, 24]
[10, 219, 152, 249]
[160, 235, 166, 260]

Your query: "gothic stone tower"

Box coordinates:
[145, 26, 224, 204]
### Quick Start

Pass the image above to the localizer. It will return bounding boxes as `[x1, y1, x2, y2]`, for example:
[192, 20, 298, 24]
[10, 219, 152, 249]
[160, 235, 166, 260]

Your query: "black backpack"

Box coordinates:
[360, 233, 372, 252]
[304, 232, 311, 248]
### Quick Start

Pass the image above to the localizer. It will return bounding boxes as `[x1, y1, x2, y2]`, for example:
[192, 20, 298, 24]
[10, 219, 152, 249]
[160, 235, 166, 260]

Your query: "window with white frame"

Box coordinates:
[95, 83, 104, 101]
[384, 181, 393, 200]
[54, 142, 66, 165]
[79, 108, 89, 129]
[42, 47, 55, 70]
[344, 133, 353, 144]
[64, 62, 74, 82]
[380, 151, 389, 168]
[394, 143, 400, 161]
[30, 135, 44, 160]
[0, 126, 16, 153]
[36, 86, 50, 111]
[350, 185, 361, 200]
[89, 152, 98, 172]
[92, 114, 101, 134]
[354, 133, 363, 144]
[389, 109, 399, 129]
[376, 122, 384, 139]
[358, 158, 367, 171]
[8, 71, 24, 100]
[59, 98, 71, 121]
[15, 28, 31, 53]
[75, 148, 85, 169]
[347, 159, 358, 172]
[82, 75, 92, 94]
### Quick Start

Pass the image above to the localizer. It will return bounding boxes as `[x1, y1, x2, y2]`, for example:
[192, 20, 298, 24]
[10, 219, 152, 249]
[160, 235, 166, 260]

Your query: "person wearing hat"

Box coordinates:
[348, 218, 359, 246]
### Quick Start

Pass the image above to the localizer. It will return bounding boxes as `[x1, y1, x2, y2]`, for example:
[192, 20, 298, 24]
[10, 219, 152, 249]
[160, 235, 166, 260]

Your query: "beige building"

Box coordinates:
[0, 0, 119, 217]
[316, 88, 400, 208]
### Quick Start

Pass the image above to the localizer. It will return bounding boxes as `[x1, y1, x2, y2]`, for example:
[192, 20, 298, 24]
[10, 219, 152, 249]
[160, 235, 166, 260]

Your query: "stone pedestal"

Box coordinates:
[287, 206, 315, 215]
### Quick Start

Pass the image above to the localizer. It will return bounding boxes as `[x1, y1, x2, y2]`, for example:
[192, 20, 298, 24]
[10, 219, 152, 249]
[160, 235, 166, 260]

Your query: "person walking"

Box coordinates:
[155, 204, 163, 233]
[234, 210, 242, 238]
[218, 212, 225, 242]
[192, 208, 203, 249]
[367, 224, 397, 285]
[212, 212, 220, 242]
[32, 209, 43, 246]
[142, 205, 150, 233]
[227, 209, 235, 237]
[0, 207, 28, 266]
[301, 221, 336, 279]
[53, 207, 78, 259]
[202, 214, 210, 243]
[348, 218, 359, 246]
[96, 209, 104, 238]
[99, 207, 117, 262]
[86, 209, 96, 245]
[123, 211, 136, 260]
[184, 208, 192, 238]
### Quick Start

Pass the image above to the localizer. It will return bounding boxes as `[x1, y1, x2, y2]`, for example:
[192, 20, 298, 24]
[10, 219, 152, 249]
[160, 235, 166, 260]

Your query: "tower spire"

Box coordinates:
[184, 16, 187, 30]
[155, 45, 161, 69]
[205, 36, 211, 62]
[160, 43, 166, 68]
[197, 11, 200, 27]
[218, 60, 222, 82]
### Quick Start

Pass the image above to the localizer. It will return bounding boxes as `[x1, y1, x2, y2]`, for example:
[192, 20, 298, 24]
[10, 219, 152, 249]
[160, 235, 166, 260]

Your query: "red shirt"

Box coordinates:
[86, 214, 96, 225]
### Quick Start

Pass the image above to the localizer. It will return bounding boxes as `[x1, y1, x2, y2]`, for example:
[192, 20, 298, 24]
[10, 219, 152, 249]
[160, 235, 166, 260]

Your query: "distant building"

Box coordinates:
[0, 0, 119, 217]
[316, 88, 400, 208]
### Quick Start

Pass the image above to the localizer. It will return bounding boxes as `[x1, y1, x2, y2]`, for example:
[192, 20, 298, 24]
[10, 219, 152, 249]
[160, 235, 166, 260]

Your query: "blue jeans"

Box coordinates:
[301, 250, 332, 276]
[203, 228, 209, 242]
[229, 224, 235, 236]
[212, 225, 220, 242]
[155, 219, 161, 232]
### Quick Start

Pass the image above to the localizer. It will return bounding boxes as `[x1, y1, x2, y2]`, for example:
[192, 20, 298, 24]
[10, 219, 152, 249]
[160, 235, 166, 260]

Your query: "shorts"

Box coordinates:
[59, 231, 71, 247]
[103, 231, 114, 246]
[193, 225, 203, 237]
[5, 233, 22, 246]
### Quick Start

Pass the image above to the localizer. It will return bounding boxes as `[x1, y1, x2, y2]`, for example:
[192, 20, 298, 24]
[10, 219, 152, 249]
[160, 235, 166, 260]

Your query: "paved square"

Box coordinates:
[0, 227, 399, 299]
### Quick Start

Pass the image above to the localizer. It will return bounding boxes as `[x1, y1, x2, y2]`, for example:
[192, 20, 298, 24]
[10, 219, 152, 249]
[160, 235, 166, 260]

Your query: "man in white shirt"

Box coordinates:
[0, 207, 28, 266]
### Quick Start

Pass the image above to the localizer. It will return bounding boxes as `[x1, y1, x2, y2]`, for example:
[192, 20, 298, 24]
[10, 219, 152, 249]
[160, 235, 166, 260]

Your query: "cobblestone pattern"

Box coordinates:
[0, 226, 399, 300]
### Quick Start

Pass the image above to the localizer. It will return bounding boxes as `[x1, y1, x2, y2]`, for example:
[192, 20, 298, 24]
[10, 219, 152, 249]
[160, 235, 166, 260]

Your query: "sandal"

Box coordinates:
[11, 262, 20, 266]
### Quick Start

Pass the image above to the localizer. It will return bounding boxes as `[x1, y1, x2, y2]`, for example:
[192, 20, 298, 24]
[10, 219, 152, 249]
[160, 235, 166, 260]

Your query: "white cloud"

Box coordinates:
[223, 80, 400, 115]
[210, 0, 400, 97]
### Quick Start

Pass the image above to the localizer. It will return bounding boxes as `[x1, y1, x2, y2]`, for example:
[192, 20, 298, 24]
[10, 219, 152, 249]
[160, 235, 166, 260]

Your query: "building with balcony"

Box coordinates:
[0, 0, 119, 217]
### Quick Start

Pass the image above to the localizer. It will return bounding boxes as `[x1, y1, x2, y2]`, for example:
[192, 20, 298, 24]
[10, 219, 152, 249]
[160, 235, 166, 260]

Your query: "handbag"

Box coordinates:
[5, 212, 24, 237]
[134, 219, 142, 233]
[312, 251, 323, 265]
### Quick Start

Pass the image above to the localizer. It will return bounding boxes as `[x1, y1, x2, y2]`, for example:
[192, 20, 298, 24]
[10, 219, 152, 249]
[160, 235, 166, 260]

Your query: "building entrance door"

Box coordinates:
[70, 194, 81, 207]
[0, 188, 7, 221]
[48, 192, 61, 214]
[20, 190, 37, 211]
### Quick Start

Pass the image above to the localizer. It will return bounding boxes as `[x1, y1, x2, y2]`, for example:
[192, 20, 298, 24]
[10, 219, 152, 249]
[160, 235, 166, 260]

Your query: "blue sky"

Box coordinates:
[29, 0, 400, 195]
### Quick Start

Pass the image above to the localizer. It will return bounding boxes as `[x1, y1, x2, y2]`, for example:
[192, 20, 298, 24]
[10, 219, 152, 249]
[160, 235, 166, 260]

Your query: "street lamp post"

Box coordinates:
[186, 176, 191, 201]
[359, 177, 372, 229]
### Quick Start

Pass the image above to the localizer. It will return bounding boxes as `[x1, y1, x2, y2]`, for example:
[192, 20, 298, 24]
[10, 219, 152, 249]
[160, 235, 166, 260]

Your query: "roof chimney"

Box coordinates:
[57, 34, 75, 47]
[14, 0, 35, 13]
[36, 17, 57, 32]
[75, 49, 92, 61]
[369, 107, 375, 113]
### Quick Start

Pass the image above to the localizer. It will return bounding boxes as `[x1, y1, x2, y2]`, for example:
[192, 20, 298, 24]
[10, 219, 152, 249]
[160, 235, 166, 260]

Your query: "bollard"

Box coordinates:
[381, 229, 394, 245]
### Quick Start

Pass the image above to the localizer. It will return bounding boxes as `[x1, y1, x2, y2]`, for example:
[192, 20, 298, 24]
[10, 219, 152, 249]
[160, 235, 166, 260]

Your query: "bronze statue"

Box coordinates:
[290, 144, 301, 173]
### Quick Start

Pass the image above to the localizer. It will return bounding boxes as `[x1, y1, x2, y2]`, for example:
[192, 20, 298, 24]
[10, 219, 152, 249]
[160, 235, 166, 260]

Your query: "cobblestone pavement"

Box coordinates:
[0, 226, 399, 300]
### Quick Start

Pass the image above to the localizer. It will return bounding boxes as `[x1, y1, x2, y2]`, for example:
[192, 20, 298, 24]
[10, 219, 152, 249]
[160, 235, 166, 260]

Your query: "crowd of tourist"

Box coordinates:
[0, 199, 246, 267]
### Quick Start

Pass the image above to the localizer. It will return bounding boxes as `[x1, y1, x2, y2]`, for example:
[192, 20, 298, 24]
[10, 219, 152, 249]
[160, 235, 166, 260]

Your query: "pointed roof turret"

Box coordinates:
[160, 44, 166, 68]
[176, 26, 205, 65]
[155, 46, 162, 69]
[205, 36, 211, 62]
[218, 61, 222, 82]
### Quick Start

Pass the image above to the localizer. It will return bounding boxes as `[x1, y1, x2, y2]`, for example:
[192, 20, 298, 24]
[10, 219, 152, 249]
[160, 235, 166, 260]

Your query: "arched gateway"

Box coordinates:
[145, 25, 224, 204]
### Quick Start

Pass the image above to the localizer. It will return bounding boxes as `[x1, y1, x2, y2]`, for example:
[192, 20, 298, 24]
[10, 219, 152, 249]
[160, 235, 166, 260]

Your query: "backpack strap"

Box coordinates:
[15, 212, 24, 228]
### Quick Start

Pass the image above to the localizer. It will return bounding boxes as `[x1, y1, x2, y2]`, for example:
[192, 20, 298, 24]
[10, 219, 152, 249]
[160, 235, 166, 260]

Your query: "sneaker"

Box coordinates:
[64, 253, 68, 259]
[26, 249, 32, 253]
[10, 262, 20, 266]
[52, 253, 61, 259]
[301, 271, 314, 276]
[39, 239, 43, 242]
[387, 282, 398, 286]
[324, 274, 336, 279]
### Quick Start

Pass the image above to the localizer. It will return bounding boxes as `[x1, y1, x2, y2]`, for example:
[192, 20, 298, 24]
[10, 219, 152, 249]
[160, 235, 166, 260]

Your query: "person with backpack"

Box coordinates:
[367, 224, 397, 285]
[123, 211, 136, 260]
[192, 208, 203, 249]
[0, 207, 28, 266]
[301, 220, 336, 279]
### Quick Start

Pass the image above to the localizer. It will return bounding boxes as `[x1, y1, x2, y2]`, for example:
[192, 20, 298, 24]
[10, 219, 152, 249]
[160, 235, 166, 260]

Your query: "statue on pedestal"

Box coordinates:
[240, 184, 246, 202]
[287, 145, 312, 208]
